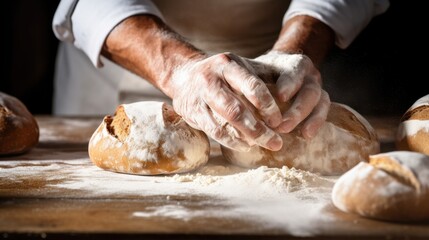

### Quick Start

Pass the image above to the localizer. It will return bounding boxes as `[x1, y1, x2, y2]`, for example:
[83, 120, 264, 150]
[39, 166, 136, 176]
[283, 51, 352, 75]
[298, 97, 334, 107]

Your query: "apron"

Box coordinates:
[53, 0, 290, 115]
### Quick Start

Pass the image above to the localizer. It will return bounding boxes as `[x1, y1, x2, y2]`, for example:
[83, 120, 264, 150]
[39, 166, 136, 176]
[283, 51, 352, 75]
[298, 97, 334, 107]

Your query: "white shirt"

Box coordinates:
[52, 0, 389, 116]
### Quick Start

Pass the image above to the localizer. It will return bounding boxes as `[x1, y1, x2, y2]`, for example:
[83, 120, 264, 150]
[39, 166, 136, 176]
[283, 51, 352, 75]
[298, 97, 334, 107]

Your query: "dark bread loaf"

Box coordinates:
[0, 92, 39, 155]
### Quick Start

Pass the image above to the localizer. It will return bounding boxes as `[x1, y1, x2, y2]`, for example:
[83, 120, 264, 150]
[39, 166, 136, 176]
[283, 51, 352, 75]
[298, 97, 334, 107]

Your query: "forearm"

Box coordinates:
[101, 14, 205, 98]
[272, 15, 335, 67]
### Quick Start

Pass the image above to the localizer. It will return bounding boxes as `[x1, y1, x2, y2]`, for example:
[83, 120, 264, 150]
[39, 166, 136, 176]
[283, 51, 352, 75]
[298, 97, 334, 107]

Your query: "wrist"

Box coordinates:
[161, 53, 207, 99]
[272, 15, 335, 67]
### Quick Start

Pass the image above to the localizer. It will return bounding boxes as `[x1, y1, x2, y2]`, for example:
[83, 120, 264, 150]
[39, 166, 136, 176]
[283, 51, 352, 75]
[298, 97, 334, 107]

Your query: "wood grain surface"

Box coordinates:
[1, 115, 428, 240]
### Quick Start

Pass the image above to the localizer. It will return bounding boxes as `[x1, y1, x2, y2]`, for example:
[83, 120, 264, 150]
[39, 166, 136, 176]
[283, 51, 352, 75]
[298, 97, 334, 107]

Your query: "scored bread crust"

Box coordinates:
[88, 101, 210, 175]
[0, 92, 39, 156]
[332, 151, 429, 222]
[396, 94, 429, 155]
[221, 102, 379, 175]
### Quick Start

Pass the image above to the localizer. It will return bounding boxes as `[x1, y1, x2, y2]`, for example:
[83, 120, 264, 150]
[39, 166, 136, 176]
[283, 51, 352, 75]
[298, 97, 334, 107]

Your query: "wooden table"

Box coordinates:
[1, 115, 428, 240]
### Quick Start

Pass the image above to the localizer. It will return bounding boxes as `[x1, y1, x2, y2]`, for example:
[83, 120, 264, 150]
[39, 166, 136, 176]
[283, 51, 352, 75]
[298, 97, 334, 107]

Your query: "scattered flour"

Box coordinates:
[132, 205, 207, 221]
[37, 118, 101, 142]
[0, 153, 337, 236]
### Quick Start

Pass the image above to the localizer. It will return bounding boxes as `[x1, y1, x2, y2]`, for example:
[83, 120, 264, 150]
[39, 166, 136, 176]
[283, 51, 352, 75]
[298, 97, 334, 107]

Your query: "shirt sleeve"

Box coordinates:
[52, 0, 164, 67]
[284, 0, 390, 49]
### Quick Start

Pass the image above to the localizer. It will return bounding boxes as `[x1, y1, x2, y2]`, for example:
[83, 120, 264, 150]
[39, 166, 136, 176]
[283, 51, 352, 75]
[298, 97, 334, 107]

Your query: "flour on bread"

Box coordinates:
[89, 101, 210, 175]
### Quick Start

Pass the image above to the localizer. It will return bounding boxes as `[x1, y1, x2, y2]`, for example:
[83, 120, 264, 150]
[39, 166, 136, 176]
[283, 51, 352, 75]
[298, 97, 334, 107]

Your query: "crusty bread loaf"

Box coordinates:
[396, 94, 429, 155]
[218, 57, 379, 175]
[0, 92, 39, 155]
[221, 102, 380, 175]
[88, 101, 210, 175]
[332, 151, 429, 222]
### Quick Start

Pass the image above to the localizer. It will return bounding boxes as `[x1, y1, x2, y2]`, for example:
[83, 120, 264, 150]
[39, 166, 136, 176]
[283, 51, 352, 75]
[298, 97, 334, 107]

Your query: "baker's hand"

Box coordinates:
[254, 51, 331, 139]
[168, 52, 283, 152]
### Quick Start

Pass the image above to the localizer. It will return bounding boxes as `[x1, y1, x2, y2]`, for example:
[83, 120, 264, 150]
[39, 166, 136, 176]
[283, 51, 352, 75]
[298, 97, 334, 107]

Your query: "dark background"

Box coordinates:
[1, 1, 59, 115]
[1, 0, 427, 116]
[320, 0, 428, 116]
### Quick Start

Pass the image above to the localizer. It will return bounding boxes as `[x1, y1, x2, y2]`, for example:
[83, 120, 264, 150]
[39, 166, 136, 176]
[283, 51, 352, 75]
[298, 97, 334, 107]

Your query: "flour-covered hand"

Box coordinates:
[168, 52, 283, 152]
[254, 51, 331, 139]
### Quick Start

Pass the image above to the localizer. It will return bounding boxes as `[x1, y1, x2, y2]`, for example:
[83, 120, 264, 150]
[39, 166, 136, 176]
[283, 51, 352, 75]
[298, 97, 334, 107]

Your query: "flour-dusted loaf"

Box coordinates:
[88, 101, 210, 175]
[0, 92, 39, 155]
[332, 151, 429, 222]
[221, 102, 380, 175]
[396, 94, 429, 155]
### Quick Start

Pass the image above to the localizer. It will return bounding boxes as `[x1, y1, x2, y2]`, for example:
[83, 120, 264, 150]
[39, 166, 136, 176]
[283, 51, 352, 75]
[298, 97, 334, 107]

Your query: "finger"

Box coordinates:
[300, 90, 331, 139]
[276, 71, 305, 103]
[222, 58, 282, 128]
[192, 104, 252, 152]
[275, 54, 315, 102]
[204, 83, 283, 151]
[276, 76, 322, 134]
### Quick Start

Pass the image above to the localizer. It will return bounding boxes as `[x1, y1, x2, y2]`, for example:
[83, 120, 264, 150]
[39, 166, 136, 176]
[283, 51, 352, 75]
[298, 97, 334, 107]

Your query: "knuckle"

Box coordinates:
[321, 90, 331, 103]
[250, 122, 267, 139]
[256, 91, 276, 110]
[210, 126, 226, 140]
[285, 105, 304, 122]
[224, 102, 245, 122]
[289, 55, 314, 76]
[298, 54, 313, 68]
[304, 83, 321, 99]
[311, 69, 322, 84]
[303, 75, 321, 90]
[245, 77, 262, 92]
[262, 98, 278, 112]
[292, 104, 304, 116]
[215, 53, 232, 65]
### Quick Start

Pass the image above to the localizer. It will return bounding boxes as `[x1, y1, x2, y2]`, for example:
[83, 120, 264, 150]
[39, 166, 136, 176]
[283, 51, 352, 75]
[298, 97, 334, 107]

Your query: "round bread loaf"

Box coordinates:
[221, 102, 380, 175]
[332, 151, 429, 222]
[396, 94, 429, 155]
[88, 101, 210, 175]
[0, 92, 39, 155]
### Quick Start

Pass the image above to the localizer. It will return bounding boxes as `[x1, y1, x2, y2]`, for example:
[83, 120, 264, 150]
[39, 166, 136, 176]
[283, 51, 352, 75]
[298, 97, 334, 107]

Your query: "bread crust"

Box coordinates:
[396, 94, 429, 155]
[0, 92, 39, 156]
[332, 151, 429, 222]
[88, 101, 210, 175]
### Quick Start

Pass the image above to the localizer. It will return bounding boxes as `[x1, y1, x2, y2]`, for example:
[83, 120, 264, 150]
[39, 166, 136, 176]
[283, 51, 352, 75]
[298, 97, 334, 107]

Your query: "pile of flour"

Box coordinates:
[170, 160, 334, 198]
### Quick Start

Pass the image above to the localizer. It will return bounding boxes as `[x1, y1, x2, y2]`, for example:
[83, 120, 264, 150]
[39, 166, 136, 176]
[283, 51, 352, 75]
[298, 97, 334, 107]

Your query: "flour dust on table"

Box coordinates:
[0, 151, 337, 236]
